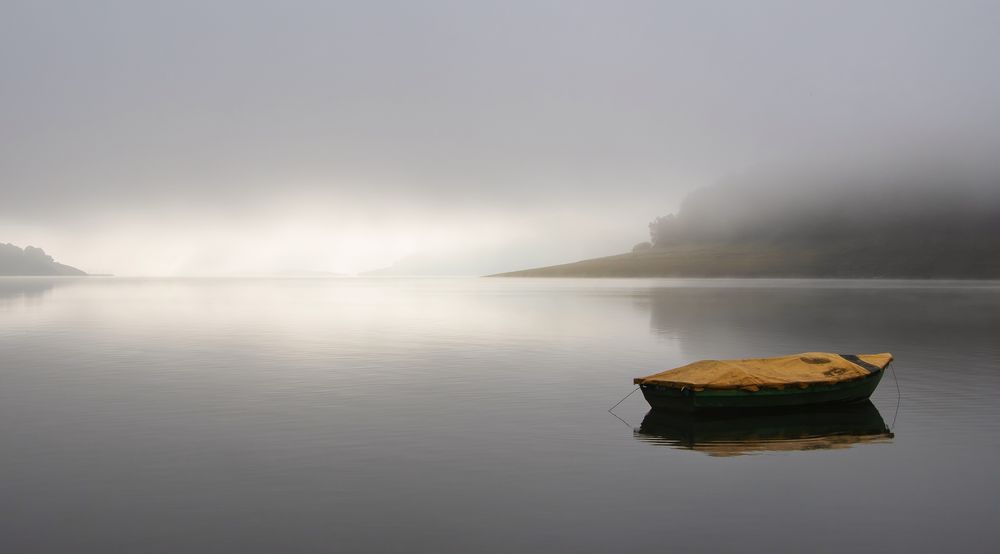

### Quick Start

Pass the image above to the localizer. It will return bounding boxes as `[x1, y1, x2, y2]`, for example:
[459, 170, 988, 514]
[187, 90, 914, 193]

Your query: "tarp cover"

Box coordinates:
[634, 352, 893, 391]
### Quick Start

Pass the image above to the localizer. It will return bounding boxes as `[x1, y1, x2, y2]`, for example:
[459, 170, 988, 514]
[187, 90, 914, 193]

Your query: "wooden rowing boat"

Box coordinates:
[634, 352, 892, 411]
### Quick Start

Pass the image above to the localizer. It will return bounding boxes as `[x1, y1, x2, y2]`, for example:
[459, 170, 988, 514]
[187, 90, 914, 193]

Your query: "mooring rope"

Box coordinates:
[607, 387, 640, 428]
[608, 386, 639, 412]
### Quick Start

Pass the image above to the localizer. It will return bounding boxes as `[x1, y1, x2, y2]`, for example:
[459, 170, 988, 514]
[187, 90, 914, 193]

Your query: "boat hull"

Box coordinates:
[639, 369, 885, 412]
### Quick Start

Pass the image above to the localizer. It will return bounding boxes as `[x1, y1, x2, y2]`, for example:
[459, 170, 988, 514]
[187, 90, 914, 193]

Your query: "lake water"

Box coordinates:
[1, 277, 998, 553]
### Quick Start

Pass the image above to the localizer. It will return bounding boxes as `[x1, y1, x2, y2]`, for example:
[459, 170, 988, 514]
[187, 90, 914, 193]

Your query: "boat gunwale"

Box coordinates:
[638, 369, 884, 396]
[633, 355, 892, 392]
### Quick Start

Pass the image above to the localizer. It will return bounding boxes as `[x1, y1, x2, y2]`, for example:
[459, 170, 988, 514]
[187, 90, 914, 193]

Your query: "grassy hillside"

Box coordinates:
[495, 234, 1000, 279]
[492, 241, 1000, 278]
[495, 164, 1000, 279]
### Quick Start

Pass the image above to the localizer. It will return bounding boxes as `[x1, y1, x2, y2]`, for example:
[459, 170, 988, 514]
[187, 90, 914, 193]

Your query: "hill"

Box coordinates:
[0, 243, 86, 276]
[494, 167, 1000, 278]
[491, 241, 1000, 278]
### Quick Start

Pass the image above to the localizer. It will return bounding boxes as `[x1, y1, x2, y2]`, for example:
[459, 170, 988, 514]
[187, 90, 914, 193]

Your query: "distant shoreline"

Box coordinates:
[490, 242, 1000, 279]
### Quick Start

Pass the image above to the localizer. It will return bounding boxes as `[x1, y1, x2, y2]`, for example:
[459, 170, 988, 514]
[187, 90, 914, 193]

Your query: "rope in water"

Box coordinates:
[607, 387, 640, 428]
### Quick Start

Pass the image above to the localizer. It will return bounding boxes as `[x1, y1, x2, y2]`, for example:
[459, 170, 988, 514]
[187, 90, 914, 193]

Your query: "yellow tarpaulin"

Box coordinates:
[634, 352, 893, 391]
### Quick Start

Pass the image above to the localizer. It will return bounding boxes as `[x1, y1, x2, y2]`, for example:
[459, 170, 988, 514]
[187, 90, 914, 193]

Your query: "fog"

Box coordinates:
[2, 1, 1000, 275]
[650, 153, 1000, 246]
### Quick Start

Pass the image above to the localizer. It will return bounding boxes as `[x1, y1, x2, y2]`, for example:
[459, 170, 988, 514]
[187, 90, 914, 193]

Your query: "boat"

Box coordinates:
[633, 401, 893, 456]
[633, 352, 893, 412]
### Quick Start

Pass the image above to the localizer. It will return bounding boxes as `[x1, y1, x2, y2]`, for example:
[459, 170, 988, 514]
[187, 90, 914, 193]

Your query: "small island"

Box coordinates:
[0, 243, 86, 276]
[494, 173, 1000, 279]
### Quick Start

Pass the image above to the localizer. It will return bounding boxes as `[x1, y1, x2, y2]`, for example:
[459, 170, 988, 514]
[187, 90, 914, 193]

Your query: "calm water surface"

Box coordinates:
[1, 277, 998, 553]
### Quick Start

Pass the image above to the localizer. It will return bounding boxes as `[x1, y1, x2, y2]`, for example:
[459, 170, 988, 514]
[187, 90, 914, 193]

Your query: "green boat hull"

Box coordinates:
[639, 369, 884, 412]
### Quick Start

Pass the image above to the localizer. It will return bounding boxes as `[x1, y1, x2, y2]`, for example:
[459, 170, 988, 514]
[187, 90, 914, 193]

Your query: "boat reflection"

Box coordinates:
[634, 401, 893, 456]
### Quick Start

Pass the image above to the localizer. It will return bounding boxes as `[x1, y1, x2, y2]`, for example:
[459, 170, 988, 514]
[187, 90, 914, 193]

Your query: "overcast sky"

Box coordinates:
[2, 0, 999, 275]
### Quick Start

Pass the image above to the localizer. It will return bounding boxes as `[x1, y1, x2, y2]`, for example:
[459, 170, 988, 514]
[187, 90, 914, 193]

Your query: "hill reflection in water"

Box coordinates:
[634, 401, 893, 457]
[0, 277, 57, 306]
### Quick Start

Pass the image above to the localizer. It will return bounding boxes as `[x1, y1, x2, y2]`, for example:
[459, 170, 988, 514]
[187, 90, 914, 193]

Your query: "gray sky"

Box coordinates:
[2, 0, 999, 275]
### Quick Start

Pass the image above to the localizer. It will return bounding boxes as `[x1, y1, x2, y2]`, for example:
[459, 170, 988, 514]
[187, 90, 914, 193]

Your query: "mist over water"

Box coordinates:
[5, 2, 1000, 275]
[1, 277, 998, 552]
